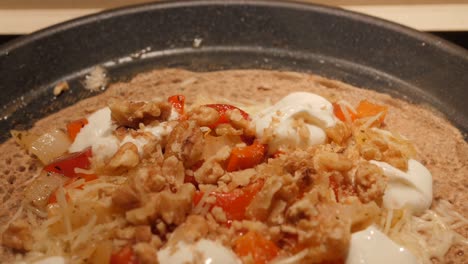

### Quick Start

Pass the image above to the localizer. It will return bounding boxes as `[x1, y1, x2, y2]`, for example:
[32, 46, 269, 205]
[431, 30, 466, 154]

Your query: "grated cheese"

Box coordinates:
[270, 249, 308, 264]
[381, 200, 468, 264]
[361, 112, 383, 129]
[337, 100, 356, 124]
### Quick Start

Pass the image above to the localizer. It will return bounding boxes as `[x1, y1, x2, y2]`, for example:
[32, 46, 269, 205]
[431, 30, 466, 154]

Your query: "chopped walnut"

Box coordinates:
[106, 142, 140, 174]
[126, 194, 160, 225]
[112, 185, 140, 210]
[268, 200, 288, 225]
[355, 128, 415, 171]
[188, 106, 220, 127]
[108, 99, 171, 128]
[126, 184, 195, 225]
[194, 146, 231, 184]
[157, 183, 195, 225]
[115, 226, 136, 240]
[165, 120, 204, 168]
[246, 176, 283, 220]
[135, 225, 152, 242]
[211, 207, 228, 223]
[168, 215, 209, 244]
[161, 156, 185, 188]
[133, 242, 158, 264]
[53, 81, 69, 96]
[314, 151, 353, 172]
[354, 162, 386, 204]
[225, 108, 256, 138]
[326, 122, 352, 145]
[215, 123, 243, 137]
[286, 196, 350, 263]
[2, 220, 32, 251]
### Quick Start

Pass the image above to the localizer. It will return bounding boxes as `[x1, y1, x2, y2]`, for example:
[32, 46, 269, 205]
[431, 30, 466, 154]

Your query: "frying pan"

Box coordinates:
[0, 0, 467, 143]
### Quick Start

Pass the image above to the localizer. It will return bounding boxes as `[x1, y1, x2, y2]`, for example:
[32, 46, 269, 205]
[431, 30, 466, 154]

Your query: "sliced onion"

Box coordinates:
[30, 129, 72, 164]
[11, 129, 72, 164]
[24, 171, 67, 215]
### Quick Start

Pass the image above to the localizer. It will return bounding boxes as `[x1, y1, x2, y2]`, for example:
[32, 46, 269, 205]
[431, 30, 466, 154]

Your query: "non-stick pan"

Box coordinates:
[0, 0, 467, 143]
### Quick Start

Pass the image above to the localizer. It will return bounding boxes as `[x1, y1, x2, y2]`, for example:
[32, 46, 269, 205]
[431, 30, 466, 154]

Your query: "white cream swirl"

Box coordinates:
[253, 92, 336, 154]
[371, 159, 433, 215]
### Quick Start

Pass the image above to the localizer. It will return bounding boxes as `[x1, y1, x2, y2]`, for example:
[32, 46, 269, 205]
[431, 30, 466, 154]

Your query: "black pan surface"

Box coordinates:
[0, 0, 467, 142]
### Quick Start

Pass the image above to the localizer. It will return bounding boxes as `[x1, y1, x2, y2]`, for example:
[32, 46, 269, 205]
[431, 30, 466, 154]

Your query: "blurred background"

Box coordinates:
[0, 0, 467, 48]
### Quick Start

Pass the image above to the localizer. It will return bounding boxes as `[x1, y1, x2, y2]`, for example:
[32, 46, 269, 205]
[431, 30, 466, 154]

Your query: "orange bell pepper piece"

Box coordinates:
[235, 231, 279, 264]
[356, 100, 388, 123]
[226, 141, 266, 172]
[193, 179, 264, 221]
[204, 104, 250, 129]
[67, 118, 88, 141]
[332, 102, 357, 122]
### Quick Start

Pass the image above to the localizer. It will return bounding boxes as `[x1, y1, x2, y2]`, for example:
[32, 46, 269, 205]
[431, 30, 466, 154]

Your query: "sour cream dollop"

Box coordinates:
[157, 239, 241, 264]
[69, 107, 176, 159]
[69, 107, 119, 159]
[371, 159, 432, 215]
[253, 92, 336, 153]
[346, 225, 418, 264]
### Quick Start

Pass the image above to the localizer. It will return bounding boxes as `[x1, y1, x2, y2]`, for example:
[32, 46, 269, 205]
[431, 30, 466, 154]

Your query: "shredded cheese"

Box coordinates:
[361, 112, 383, 129]
[337, 100, 356, 124]
[381, 200, 468, 263]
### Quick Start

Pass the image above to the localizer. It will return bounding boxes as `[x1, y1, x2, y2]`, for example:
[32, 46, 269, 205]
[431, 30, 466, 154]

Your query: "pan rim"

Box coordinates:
[0, 0, 467, 59]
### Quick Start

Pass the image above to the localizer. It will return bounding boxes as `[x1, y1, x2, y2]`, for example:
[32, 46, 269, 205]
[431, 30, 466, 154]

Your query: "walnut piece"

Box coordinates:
[106, 142, 140, 174]
[108, 99, 171, 128]
[165, 120, 204, 168]
[1, 220, 32, 251]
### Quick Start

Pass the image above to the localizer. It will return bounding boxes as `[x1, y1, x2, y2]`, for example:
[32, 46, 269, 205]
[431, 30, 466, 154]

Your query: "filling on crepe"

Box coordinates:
[0, 69, 466, 264]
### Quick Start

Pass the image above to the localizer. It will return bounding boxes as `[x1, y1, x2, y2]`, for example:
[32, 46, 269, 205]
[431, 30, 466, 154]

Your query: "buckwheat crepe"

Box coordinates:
[0, 69, 466, 263]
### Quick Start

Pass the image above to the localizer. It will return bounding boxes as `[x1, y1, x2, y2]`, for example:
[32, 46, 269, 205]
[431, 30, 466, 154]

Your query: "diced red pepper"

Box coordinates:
[332, 103, 357, 122]
[168, 95, 186, 115]
[356, 100, 388, 123]
[193, 179, 264, 221]
[110, 246, 138, 264]
[43, 148, 92, 178]
[67, 118, 88, 141]
[204, 104, 250, 129]
[226, 141, 266, 172]
[235, 231, 279, 264]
